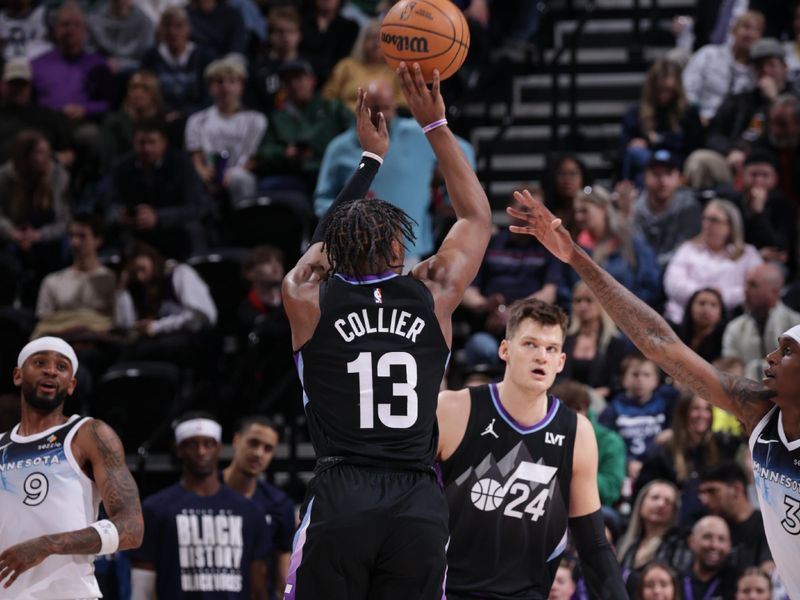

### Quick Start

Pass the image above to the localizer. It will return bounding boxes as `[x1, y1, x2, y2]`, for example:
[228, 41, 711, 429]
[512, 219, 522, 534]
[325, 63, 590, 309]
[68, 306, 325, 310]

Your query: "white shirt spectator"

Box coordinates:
[0, 4, 51, 61]
[683, 44, 755, 122]
[184, 104, 266, 169]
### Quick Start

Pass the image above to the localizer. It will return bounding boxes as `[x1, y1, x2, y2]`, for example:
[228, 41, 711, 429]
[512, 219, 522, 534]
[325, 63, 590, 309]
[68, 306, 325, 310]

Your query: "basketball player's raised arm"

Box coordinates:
[399, 63, 492, 317]
[508, 189, 775, 433]
[0, 420, 143, 589]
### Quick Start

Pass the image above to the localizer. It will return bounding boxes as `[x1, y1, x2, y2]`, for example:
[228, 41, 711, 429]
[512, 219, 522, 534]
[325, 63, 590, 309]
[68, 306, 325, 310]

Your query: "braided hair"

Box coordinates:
[323, 197, 416, 277]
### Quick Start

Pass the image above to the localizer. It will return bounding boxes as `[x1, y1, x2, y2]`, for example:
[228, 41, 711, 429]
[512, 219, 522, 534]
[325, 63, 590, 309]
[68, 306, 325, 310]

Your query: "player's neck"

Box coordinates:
[18, 403, 68, 436]
[779, 402, 800, 441]
[182, 472, 221, 497]
[496, 380, 549, 427]
[222, 464, 257, 499]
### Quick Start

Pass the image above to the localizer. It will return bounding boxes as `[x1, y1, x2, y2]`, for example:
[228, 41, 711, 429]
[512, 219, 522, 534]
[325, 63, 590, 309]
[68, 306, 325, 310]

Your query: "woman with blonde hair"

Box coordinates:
[663, 198, 762, 324]
[322, 18, 405, 112]
[617, 480, 688, 574]
[563, 185, 661, 305]
[620, 58, 703, 187]
[559, 280, 629, 399]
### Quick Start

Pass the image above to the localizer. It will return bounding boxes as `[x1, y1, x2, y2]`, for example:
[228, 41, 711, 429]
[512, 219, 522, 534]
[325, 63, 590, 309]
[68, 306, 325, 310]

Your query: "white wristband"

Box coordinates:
[90, 519, 119, 555]
[361, 151, 384, 165]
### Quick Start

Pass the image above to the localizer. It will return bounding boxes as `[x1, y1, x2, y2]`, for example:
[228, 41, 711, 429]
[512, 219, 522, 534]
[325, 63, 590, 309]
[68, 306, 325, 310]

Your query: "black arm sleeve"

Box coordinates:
[569, 510, 629, 599]
[310, 154, 381, 245]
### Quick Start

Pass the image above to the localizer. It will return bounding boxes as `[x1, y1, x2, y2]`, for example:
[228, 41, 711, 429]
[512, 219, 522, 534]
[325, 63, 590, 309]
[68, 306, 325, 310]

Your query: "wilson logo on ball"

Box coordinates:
[380, 32, 430, 53]
[399, 1, 416, 20]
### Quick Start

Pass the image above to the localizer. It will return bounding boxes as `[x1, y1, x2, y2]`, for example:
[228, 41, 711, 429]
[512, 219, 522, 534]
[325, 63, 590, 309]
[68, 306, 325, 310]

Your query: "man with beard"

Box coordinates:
[222, 417, 295, 600]
[131, 413, 270, 600]
[0, 336, 144, 599]
[680, 516, 738, 600]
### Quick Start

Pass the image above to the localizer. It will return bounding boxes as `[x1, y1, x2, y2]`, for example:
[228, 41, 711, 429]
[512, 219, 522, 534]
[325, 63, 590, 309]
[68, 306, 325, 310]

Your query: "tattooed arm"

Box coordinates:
[0, 419, 143, 589]
[507, 189, 775, 434]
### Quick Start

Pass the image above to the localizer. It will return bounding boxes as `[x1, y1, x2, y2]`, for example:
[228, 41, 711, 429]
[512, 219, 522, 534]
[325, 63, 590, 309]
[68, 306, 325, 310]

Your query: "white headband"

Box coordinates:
[174, 418, 222, 444]
[783, 325, 800, 344]
[17, 337, 79, 375]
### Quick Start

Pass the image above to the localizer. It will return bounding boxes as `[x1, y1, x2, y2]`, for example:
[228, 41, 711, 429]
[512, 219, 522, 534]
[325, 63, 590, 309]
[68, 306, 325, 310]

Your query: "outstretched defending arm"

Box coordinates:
[507, 189, 774, 434]
[399, 63, 492, 325]
[0, 419, 143, 589]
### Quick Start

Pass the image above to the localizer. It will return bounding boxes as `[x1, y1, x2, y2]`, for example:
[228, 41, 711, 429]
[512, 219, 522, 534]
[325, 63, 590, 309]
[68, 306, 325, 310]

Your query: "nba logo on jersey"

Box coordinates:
[373, 288, 383, 304]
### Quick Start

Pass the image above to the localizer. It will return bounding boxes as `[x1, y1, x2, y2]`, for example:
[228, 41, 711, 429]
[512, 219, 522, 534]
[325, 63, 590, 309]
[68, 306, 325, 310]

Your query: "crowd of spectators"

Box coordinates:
[0, 0, 800, 599]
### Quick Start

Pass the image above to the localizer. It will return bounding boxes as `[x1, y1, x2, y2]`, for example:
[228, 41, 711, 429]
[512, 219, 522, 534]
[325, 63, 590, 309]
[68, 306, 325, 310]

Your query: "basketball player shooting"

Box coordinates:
[281, 62, 491, 600]
[438, 299, 629, 599]
[508, 188, 800, 599]
[0, 337, 144, 599]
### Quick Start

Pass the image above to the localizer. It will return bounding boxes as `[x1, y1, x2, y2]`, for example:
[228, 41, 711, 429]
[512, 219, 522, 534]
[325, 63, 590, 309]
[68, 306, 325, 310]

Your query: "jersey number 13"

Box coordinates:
[348, 352, 418, 429]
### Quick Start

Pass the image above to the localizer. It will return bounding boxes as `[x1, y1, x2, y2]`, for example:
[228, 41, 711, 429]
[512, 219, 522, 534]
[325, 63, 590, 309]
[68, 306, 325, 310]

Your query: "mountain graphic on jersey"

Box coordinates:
[447, 441, 567, 552]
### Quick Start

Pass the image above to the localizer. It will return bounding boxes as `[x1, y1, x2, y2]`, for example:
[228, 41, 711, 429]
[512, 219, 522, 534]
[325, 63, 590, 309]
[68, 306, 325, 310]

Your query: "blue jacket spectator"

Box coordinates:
[314, 79, 475, 259]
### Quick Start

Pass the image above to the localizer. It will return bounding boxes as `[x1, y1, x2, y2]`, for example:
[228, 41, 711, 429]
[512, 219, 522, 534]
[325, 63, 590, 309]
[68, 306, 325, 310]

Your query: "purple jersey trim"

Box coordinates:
[489, 383, 560, 434]
[334, 271, 399, 285]
[283, 496, 314, 599]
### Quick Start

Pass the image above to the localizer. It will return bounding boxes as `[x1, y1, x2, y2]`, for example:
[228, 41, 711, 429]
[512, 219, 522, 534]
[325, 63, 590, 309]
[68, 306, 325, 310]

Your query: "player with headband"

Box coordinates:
[507, 188, 800, 599]
[0, 336, 144, 599]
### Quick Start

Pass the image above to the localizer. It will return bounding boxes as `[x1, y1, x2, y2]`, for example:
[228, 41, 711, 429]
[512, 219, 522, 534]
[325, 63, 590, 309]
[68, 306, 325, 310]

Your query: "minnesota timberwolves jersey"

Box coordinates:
[0, 415, 102, 600]
[296, 272, 449, 465]
[749, 406, 800, 600]
[440, 384, 577, 600]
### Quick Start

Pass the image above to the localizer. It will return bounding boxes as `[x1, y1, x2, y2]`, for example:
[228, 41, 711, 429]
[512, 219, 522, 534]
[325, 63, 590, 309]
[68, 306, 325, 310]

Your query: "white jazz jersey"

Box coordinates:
[749, 406, 800, 600]
[0, 415, 102, 599]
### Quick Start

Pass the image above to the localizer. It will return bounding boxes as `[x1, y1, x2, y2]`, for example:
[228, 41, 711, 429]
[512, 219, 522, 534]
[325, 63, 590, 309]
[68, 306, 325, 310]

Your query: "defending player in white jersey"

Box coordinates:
[507, 188, 800, 600]
[0, 337, 144, 599]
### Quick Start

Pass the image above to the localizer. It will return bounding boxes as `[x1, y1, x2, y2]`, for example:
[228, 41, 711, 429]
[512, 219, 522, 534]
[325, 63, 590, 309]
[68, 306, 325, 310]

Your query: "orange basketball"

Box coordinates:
[380, 0, 470, 83]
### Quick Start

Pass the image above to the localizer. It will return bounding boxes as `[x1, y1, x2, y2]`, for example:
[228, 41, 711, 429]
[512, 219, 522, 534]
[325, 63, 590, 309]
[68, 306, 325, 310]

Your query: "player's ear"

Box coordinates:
[12, 367, 22, 387]
[556, 352, 566, 374]
[498, 339, 509, 363]
[66, 376, 78, 395]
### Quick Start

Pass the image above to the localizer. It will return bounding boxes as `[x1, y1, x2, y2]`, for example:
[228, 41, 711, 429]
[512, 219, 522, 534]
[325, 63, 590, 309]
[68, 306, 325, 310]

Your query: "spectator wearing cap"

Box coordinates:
[689, 37, 795, 189]
[716, 149, 796, 268]
[322, 19, 406, 114]
[187, 0, 246, 60]
[130, 412, 270, 600]
[683, 11, 763, 125]
[632, 149, 703, 269]
[0, 60, 74, 167]
[107, 118, 214, 259]
[750, 94, 800, 208]
[247, 6, 303, 115]
[663, 198, 762, 324]
[140, 6, 214, 128]
[185, 57, 267, 207]
[0, 0, 51, 61]
[255, 59, 351, 195]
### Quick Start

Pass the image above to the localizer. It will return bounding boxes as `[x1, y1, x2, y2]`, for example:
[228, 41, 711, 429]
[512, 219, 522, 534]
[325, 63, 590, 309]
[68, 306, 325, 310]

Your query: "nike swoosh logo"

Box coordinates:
[756, 436, 779, 444]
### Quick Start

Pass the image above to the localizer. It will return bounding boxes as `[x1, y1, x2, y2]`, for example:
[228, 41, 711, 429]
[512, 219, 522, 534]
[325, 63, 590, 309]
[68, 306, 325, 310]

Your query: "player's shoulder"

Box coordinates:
[220, 483, 269, 518]
[438, 387, 471, 411]
[142, 482, 185, 511]
[254, 479, 293, 510]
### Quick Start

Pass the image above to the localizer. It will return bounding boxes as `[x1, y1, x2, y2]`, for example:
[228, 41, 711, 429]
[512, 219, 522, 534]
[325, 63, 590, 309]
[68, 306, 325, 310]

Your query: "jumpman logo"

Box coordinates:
[481, 419, 499, 439]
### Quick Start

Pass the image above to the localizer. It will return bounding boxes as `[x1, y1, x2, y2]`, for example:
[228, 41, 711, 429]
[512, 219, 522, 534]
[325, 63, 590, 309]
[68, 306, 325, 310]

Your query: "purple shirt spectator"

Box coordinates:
[31, 50, 112, 116]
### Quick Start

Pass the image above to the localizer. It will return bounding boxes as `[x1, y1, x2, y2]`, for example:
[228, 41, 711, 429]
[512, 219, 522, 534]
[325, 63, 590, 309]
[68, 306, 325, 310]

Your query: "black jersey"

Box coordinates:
[439, 383, 578, 600]
[296, 271, 449, 465]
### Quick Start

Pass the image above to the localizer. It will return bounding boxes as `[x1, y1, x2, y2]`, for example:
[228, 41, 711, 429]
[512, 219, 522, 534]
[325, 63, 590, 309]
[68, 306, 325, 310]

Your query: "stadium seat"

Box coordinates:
[187, 248, 250, 340]
[230, 192, 313, 267]
[94, 361, 180, 453]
